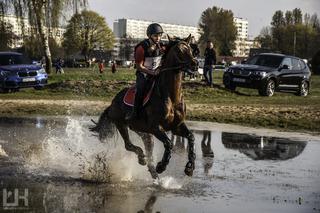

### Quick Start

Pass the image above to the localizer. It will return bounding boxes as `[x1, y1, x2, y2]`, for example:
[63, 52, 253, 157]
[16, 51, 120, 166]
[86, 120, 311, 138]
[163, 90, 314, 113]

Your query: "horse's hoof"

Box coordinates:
[138, 156, 147, 166]
[156, 162, 166, 174]
[184, 162, 194, 176]
[148, 165, 159, 179]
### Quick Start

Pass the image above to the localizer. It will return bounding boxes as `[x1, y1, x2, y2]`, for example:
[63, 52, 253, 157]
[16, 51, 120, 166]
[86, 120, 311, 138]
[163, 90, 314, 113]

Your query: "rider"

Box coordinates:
[125, 23, 165, 121]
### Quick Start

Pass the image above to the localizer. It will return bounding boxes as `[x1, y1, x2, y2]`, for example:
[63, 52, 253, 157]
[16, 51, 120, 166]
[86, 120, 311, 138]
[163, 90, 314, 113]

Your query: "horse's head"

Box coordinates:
[164, 34, 199, 74]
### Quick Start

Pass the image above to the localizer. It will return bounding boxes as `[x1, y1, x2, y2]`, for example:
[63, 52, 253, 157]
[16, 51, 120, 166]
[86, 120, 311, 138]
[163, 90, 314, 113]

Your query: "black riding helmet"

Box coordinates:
[147, 23, 164, 37]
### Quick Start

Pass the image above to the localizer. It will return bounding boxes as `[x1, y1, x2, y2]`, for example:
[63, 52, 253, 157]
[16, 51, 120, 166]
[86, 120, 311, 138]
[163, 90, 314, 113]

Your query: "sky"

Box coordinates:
[88, 0, 320, 38]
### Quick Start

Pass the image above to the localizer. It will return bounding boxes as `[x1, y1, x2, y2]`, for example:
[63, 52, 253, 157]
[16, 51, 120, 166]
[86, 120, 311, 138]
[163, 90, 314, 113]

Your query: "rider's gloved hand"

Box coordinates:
[154, 68, 161, 76]
[149, 68, 160, 76]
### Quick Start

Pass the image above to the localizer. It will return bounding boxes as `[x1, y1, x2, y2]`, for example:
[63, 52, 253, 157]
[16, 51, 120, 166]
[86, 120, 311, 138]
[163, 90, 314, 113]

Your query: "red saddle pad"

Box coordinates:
[123, 81, 155, 107]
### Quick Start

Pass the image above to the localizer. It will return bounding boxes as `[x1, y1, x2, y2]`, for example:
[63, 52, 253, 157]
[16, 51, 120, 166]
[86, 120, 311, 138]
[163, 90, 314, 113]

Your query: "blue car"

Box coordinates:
[0, 52, 48, 93]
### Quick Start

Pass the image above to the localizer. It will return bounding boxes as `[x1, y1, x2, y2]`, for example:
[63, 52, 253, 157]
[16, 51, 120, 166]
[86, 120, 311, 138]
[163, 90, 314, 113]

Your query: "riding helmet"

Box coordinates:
[147, 23, 164, 37]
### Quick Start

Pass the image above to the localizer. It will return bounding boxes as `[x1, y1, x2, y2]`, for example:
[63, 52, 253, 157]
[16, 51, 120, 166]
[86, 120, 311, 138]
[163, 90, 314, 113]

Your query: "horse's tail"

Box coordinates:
[89, 106, 116, 141]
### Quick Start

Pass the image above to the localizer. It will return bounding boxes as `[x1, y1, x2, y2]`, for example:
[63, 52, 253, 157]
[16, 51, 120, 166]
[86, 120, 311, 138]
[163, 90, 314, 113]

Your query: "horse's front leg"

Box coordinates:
[152, 128, 173, 174]
[173, 122, 196, 176]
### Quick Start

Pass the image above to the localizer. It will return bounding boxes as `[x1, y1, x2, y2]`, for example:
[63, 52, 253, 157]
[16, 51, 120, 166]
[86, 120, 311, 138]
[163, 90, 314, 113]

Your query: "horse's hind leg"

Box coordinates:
[137, 132, 158, 179]
[173, 122, 196, 176]
[115, 123, 146, 165]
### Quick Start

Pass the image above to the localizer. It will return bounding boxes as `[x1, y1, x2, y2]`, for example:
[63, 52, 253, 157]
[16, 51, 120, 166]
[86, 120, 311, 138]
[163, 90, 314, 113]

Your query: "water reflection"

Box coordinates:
[0, 117, 318, 213]
[137, 193, 159, 213]
[171, 134, 187, 154]
[221, 132, 307, 160]
[172, 130, 215, 175]
[200, 130, 214, 158]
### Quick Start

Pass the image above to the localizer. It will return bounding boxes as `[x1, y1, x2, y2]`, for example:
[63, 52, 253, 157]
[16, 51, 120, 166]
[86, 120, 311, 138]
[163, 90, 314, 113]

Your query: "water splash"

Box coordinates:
[154, 176, 189, 189]
[24, 117, 112, 182]
[22, 117, 155, 183]
[0, 144, 8, 157]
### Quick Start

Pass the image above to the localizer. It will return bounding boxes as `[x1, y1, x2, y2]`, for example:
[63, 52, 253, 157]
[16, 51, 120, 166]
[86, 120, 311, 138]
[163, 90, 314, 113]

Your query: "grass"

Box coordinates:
[1, 67, 320, 133]
[0, 67, 136, 100]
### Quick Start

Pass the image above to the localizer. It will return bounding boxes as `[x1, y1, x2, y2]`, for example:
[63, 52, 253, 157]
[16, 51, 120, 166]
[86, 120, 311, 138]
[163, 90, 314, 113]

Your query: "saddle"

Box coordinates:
[123, 81, 155, 107]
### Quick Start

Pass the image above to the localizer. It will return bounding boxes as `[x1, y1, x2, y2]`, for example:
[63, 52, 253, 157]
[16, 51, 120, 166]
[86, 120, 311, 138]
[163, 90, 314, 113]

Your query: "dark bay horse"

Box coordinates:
[90, 35, 198, 178]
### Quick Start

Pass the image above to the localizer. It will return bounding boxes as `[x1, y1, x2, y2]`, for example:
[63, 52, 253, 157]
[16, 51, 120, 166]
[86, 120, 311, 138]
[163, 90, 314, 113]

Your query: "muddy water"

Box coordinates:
[0, 116, 319, 213]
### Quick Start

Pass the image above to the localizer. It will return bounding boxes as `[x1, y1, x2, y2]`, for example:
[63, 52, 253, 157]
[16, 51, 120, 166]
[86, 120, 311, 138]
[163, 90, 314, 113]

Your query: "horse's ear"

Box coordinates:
[167, 34, 173, 42]
[185, 34, 192, 44]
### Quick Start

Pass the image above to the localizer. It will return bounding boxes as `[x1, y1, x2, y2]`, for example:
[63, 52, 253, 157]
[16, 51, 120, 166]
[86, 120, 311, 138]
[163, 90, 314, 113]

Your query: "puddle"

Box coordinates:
[0, 116, 319, 212]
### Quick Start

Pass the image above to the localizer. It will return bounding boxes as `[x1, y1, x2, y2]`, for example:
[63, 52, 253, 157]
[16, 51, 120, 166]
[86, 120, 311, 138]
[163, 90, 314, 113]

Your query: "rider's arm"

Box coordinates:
[135, 46, 158, 76]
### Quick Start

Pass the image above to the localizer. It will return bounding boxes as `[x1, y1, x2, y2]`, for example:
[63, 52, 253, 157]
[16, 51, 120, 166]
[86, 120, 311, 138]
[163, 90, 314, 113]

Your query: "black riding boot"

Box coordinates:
[125, 93, 143, 121]
[125, 72, 147, 121]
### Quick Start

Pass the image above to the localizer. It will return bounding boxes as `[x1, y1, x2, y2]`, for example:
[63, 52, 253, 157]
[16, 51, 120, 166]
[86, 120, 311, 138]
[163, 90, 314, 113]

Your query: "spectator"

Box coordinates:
[204, 41, 216, 86]
[55, 58, 64, 74]
[98, 60, 105, 74]
[88, 58, 92, 68]
[111, 61, 117, 73]
[40, 56, 46, 68]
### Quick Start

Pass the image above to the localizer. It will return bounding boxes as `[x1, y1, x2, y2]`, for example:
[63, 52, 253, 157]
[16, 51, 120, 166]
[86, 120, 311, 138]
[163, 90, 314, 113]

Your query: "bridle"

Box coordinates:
[160, 40, 198, 74]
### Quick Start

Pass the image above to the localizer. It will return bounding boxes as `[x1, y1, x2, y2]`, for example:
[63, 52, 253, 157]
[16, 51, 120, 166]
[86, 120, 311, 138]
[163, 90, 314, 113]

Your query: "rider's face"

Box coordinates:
[150, 33, 162, 44]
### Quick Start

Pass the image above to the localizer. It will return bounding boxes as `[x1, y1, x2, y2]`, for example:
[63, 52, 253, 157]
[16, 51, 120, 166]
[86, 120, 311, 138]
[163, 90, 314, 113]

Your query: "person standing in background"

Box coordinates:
[111, 61, 117, 73]
[99, 59, 105, 74]
[204, 41, 216, 86]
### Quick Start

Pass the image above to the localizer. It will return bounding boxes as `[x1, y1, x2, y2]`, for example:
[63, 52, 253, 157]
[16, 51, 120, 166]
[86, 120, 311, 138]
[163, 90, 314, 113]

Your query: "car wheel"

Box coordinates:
[296, 80, 309, 96]
[260, 79, 275, 97]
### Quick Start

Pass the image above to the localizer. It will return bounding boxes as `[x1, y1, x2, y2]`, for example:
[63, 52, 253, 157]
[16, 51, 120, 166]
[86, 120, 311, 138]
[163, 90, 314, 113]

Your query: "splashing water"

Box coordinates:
[24, 117, 113, 182]
[0, 144, 8, 157]
[154, 176, 189, 189]
[23, 117, 156, 183]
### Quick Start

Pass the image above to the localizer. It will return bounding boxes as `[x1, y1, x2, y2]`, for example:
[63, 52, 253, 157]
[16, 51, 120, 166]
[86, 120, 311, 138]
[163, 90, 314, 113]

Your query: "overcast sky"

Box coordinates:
[89, 0, 320, 38]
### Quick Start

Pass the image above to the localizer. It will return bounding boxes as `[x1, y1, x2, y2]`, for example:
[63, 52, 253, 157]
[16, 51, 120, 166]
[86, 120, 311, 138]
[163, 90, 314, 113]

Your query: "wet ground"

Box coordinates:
[0, 116, 319, 213]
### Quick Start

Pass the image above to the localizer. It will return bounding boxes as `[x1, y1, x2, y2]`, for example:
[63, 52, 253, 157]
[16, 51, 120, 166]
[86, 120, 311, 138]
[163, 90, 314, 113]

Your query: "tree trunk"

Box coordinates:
[33, 0, 52, 74]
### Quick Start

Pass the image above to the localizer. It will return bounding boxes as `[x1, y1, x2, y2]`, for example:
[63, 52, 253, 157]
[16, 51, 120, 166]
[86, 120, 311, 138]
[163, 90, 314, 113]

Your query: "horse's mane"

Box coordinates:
[162, 37, 183, 60]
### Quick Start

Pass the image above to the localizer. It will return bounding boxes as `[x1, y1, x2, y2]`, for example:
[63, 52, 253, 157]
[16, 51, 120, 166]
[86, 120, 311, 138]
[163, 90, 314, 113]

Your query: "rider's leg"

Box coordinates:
[126, 72, 146, 121]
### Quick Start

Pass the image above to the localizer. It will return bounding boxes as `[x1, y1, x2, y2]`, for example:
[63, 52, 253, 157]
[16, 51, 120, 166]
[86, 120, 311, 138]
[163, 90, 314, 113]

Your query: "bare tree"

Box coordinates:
[1, 0, 87, 73]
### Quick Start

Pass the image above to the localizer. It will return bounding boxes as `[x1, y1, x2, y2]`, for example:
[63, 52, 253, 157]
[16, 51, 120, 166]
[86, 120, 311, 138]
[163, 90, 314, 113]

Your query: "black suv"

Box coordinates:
[223, 53, 311, 96]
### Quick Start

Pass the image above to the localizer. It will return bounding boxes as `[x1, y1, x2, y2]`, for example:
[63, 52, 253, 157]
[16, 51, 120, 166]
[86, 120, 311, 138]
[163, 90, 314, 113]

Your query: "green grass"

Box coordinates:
[1, 67, 320, 132]
[1, 67, 319, 105]
[0, 67, 136, 100]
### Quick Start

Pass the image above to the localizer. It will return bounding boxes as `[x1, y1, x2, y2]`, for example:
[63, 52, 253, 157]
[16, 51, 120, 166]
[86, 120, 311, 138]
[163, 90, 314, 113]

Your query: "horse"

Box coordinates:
[90, 35, 198, 178]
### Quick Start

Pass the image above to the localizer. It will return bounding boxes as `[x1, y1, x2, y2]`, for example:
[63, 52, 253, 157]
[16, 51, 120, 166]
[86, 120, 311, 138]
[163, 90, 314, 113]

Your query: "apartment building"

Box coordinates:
[233, 17, 257, 57]
[112, 18, 201, 60]
[0, 14, 65, 48]
[113, 18, 200, 40]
